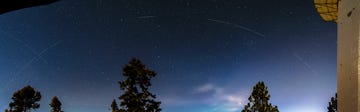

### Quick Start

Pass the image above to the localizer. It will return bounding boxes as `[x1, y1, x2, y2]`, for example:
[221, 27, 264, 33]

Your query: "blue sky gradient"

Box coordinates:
[0, 0, 336, 112]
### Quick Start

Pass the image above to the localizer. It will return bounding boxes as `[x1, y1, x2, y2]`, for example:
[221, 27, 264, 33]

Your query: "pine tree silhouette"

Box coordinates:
[111, 99, 119, 112]
[117, 58, 161, 112]
[7, 85, 42, 112]
[327, 93, 337, 112]
[242, 81, 279, 112]
[50, 96, 63, 112]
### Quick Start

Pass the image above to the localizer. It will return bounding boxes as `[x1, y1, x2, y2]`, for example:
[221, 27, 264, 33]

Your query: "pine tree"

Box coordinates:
[242, 81, 279, 112]
[327, 93, 337, 112]
[50, 96, 63, 112]
[7, 85, 41, 112]
[117, 58, 161, 112]
[110, 99, 119, 112]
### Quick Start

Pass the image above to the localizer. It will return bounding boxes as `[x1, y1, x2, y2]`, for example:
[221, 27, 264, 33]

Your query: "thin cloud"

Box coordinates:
[193, 83, 222, 94]
[193, 83, 247, 112]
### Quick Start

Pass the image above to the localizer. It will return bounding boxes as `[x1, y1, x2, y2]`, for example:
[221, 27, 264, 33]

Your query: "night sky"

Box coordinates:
[0, 0, 337, 112]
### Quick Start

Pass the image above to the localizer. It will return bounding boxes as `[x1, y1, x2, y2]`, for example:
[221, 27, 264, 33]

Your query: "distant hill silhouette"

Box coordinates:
[0, 0, 59, 14]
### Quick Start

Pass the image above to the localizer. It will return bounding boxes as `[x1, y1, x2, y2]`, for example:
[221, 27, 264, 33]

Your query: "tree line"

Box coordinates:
[4, 85, 63, 112]
[3, 58, 337, 112]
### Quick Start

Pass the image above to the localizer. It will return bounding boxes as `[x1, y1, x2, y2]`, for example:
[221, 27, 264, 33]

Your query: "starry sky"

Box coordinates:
[0, 0, 337, 112]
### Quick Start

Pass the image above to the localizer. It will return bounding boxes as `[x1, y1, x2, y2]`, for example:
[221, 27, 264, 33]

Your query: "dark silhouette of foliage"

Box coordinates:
[117, 58, 161, 112]
[7, 85, 41, 112]
[242, 81, 279, 112]
[327, 93, 337, 112]
[0, 0, 59, 14]
[111, 99, 119, 112]
[50, 96, 63, 112]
